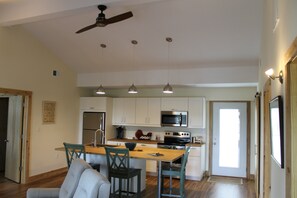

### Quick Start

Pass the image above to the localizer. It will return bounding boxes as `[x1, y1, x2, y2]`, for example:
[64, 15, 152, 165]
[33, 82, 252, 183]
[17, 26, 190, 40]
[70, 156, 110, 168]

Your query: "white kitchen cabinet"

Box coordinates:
[135, 98, 161, 127]
[112, 98, 136, 125]
[161, 97, 188, 111]
[80, 97, 108, 111]
[186, 144, 205, 181]
[188, 97, 206, 128]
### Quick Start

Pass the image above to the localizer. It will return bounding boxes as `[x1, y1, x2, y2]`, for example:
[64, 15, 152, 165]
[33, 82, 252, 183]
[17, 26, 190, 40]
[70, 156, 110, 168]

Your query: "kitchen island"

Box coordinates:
[56, 145, 185, 198]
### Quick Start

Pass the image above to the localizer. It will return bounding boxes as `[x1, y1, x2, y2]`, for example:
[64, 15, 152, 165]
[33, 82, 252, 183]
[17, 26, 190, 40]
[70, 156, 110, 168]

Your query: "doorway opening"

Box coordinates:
[210, 101, 251, 178]
[0, 88, 32, 184]
[0, 98, 9, 182]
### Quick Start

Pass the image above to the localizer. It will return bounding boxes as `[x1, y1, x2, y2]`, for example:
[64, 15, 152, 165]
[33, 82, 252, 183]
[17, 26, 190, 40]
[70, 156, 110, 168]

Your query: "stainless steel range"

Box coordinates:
[157, 131, 191, 149]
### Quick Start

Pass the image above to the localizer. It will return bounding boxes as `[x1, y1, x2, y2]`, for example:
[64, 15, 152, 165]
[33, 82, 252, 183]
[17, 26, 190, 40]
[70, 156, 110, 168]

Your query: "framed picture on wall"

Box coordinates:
[269, 95, 284, 168]
[42, 101, 56, 124]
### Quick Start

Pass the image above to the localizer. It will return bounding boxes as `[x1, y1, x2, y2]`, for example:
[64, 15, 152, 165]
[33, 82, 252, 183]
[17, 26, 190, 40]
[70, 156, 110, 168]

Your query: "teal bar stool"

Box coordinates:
[105, 147, 141, 198]
[63, 142, 100, 171]
[161, 146, 191, 198]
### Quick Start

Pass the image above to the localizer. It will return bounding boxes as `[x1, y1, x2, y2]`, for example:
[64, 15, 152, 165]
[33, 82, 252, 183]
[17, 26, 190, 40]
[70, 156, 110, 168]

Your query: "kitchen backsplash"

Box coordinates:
[115, 126, 206, 143]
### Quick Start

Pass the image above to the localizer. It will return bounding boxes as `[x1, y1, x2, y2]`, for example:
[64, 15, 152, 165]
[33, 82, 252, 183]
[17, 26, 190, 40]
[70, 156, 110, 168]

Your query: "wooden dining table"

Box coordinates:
[56, 145, 185, 198]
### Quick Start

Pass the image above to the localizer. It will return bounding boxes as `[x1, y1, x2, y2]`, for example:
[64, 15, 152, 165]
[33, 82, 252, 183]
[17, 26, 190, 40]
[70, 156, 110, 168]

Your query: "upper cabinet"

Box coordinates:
[80, 97, 108, 111]
[188, 97, 206, 128]
[112, 98, 136, 125]
[161, 97, 188, 111]
[135, 98, 161, 127]
[111, 97, 206, 128]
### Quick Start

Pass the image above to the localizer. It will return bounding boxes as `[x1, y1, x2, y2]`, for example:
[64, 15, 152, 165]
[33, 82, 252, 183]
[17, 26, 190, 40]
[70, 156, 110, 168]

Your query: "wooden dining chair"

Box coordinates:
[63, 142, 100, 171]
[105, 147, 141, 198]
[161, 146, 191, 198]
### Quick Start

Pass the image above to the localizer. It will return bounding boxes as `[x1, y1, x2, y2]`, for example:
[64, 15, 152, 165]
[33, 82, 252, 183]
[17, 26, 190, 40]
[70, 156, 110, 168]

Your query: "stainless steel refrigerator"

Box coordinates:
[82, 112, 105, 145]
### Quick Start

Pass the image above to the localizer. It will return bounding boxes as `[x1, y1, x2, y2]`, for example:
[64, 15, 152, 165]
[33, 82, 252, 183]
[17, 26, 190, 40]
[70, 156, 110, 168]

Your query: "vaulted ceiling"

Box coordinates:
[0, 0, 262, 88]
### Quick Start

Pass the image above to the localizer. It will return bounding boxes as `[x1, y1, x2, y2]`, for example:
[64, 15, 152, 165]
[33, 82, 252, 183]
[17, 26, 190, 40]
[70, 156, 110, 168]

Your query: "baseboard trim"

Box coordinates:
[28, 167, 67, 183]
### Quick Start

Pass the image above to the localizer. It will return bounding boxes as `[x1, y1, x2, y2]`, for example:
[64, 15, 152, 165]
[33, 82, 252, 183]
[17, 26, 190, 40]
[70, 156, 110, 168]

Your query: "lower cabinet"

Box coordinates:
[186, 145, 205, 181]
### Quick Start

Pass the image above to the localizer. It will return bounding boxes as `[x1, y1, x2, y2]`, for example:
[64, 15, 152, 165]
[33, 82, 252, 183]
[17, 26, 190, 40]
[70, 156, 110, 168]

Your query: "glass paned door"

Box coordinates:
[212, 102, 247, 177]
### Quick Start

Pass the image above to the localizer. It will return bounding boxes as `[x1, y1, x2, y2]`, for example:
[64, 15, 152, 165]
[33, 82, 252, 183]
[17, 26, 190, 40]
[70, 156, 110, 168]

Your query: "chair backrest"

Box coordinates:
[105, 147, 130, 175]
[64, 142, 86, 168]
[60, 158, 92, 198]
[73, 169, 111, 198]
[181, 146, 191, 171]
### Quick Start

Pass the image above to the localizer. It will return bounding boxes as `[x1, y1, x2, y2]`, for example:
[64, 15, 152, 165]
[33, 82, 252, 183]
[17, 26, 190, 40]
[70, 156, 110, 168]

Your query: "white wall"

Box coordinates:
[0, 26, 80, 176]
[77, 66, 258, 88]
[260, 0, 297, 197]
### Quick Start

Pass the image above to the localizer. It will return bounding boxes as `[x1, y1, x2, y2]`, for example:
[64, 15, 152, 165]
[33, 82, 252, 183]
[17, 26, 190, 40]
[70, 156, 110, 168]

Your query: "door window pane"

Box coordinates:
[219, 109, 240, 168]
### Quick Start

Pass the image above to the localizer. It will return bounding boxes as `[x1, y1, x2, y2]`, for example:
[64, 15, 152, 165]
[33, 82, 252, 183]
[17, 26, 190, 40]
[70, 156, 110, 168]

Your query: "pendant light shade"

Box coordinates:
[128, 40, 138, 94]
[163, 37, 173, 94]
[128, 83, 138, 94]
[96, 84, 105, 95]
[95, 44, 107, 95]
[163, 83, 173, 94]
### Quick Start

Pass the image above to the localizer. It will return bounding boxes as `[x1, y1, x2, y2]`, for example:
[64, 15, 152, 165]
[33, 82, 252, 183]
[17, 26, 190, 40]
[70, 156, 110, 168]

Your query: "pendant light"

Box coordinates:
[163, 37, 173, 94]
[128, 83, 138, 94]
[96, 44, 106, 95]
[96, 84, 105, 95]
[128, 40, 138, 94]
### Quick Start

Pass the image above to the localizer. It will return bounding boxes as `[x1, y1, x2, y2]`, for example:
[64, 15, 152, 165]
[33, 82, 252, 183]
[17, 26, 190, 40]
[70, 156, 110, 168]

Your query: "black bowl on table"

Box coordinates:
[125, 142, 137, 151]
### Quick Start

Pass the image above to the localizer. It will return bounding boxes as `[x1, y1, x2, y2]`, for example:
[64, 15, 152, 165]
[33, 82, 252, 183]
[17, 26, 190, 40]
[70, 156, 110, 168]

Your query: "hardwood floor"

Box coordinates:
[0, 174, 255, 198]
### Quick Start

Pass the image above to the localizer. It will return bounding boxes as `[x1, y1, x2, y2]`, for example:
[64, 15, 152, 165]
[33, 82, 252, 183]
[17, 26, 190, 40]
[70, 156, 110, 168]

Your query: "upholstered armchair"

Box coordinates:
[26, 158, 110, 198]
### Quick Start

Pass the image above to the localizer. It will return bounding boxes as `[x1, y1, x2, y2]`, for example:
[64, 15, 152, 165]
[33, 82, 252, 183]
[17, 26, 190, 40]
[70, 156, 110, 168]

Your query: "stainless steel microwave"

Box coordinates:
[161, 111, 188, 127]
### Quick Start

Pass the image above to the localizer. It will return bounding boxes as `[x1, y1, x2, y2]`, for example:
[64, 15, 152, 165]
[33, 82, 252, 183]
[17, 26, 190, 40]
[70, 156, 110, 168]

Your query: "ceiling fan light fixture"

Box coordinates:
[96, 85, 106, 95]
[76, 4, 133, 34]
[163, 83, 173, 94]
[128, 84, 138, 94]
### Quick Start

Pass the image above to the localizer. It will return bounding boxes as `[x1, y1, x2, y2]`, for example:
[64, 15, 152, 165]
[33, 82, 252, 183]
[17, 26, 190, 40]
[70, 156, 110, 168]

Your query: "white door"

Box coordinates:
[5, 96, 23, 183]
[212, 102, 247, 177]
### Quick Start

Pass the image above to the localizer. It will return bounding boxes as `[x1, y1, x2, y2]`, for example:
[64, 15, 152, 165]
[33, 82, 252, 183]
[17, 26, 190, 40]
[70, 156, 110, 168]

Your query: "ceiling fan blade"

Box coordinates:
[76, 24, 97, 34]
[105, 11, 133, 24]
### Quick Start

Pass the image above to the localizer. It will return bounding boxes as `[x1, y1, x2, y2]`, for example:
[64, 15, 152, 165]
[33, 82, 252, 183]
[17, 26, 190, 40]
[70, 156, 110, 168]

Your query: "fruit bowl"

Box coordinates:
[125, 142, 137, 151]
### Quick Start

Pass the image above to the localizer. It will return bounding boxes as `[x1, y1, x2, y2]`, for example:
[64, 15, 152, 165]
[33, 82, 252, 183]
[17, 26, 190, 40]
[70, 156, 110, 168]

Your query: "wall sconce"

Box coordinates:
[265, 68, 283, 84]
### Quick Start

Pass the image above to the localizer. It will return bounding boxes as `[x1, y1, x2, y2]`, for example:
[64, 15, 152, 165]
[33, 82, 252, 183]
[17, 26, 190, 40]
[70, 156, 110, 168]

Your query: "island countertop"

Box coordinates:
[56, 145, 185, 163]
[86, 146, 185, 162]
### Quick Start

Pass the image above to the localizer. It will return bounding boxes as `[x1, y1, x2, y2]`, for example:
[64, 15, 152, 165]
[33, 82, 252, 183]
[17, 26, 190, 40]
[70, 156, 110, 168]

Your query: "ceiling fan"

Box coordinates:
[76, 5, 133, 34]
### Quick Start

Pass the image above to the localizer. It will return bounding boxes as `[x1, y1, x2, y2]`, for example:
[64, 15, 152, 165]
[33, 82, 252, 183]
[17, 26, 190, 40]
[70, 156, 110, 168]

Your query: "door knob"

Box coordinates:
[4, 139, 9, 143]
[213, 142, 216, 145]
